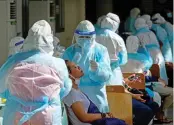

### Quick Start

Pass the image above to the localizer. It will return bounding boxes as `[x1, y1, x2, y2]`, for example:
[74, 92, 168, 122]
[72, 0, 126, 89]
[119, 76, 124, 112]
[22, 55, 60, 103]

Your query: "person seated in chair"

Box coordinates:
[144, 70, 173, 124]
[63, 60, 126, 125]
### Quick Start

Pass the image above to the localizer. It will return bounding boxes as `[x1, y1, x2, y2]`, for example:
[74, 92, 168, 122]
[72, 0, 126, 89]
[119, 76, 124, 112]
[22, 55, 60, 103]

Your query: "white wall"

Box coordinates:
[29, 0, 85, 48]
[0, 1, 8, 66]
[0, 0, 20, 66]
[56, 0, 85, 48]
[0, 0, 85, 65]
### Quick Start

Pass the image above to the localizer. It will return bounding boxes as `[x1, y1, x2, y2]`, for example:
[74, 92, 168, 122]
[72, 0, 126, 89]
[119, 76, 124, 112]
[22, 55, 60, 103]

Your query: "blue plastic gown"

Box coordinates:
[128, 51, 153, 72]
[125, 17, 137, 34]
[0, 50, 72, 125]
[121, 45, 153, 72]
[94, 24, 101, 33]
[135, 28, 168, 84]
[95, 27, 127, 86]
[151, 24, 173, 62]
[62, 43, 112, 113]
[161, 23, 173, 53]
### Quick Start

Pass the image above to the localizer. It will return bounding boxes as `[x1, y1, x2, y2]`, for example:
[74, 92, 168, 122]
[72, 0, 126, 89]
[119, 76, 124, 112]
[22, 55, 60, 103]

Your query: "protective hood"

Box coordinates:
[152, 13, 166, 24]
[141, 14, 152, 28]
[22, 20, 54, 55]
[74, 20, 96, 50]
[107, 13, 120, 24]
[100, 16, 119, 32]
[8, 37, 24, 56]
[126, 36, 140, 53]
[76, 20, 95, 33]
[130, 8, 140, 18]
[97, 15, 107, 26]
[134, 18, 148, 30]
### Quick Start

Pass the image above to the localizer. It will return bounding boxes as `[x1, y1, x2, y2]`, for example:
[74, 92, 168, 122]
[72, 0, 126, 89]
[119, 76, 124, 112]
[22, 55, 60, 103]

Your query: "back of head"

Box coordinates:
[126, 36, 139, 53]
[100, 16, 119, 32]
[130, 8, 140, 18]
[152, 13, 166, 24]
[141, 14, 151, 21]
[107, 13, 120, 24]
[22, 20, 54, 55]
[8, 37, 24, 56]
[97, 15, 107, 26]
[134, 18, 148, 30]
[141, 14, 152, 28]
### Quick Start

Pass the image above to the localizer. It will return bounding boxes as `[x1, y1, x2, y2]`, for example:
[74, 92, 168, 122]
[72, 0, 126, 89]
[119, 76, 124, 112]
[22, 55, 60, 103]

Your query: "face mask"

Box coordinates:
[70, 74, 80, 85]
[77, 39, 92, 51]
[167, 13, 172, 18]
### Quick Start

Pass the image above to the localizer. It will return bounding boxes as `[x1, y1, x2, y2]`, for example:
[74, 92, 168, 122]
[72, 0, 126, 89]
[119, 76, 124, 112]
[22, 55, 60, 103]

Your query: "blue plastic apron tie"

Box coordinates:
[10, 95, 59, 125]
[145, 44, 160, 50]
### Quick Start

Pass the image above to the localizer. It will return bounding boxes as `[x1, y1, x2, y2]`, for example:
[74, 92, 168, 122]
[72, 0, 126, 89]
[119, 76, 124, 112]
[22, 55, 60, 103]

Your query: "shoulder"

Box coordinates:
[63, 89, 84, 107]
[96, 28, 111, 36]
[64, 44, 76, 52]
[94, 42, 108, 52]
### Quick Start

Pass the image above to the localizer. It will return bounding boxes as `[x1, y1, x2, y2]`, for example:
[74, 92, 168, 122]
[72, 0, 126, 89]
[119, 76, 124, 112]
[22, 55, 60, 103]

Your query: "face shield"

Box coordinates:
[75, 30, 96, 50]
[8, 37, 24, 57]
[72, 20, 96, 51]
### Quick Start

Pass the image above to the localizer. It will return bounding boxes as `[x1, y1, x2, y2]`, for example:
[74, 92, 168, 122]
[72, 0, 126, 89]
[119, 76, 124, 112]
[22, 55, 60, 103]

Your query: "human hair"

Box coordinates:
[65, 60, 71, 73]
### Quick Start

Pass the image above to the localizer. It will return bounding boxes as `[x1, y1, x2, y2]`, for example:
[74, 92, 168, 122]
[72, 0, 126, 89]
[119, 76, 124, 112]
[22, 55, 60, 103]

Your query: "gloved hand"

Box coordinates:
[90, 60, 98, 71]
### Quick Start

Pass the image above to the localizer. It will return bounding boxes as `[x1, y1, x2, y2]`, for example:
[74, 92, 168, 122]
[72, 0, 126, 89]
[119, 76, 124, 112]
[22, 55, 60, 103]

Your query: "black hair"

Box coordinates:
[65, 60, 71, 73]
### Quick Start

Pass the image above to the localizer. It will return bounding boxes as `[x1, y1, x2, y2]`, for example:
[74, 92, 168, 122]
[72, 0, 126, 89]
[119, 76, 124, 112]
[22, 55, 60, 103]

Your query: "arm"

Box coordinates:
[125, 88, 146, 103]
[62, 46, 74, 61]
[88, 47, 112, 84]
[0, 56, 15, 94]
[116, 36, 128, 66]
[54, 59, 72, 100]
[71, 101, 102, 123]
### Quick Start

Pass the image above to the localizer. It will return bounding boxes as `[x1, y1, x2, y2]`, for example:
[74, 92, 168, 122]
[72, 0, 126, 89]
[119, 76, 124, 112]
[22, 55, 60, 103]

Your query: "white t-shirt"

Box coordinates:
[63, 88, 91, 125]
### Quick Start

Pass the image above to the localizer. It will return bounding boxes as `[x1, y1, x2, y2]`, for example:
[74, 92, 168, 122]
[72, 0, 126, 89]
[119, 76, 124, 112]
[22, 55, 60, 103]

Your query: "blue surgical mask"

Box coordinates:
[77, 39, 92, 51]
[167, 13, 172, 18]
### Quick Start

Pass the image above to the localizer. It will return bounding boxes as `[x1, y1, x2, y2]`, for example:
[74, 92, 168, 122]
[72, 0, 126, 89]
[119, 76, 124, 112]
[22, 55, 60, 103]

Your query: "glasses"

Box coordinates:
[78, 36, 92, 39]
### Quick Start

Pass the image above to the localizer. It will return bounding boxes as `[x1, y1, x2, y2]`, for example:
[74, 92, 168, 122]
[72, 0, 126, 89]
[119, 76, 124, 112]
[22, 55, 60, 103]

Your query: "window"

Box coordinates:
[55, 0, 65, 32]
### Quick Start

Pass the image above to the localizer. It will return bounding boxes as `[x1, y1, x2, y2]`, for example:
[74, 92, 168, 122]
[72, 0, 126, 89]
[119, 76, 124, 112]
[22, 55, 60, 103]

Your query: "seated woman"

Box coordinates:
[63, 60, 126, 125]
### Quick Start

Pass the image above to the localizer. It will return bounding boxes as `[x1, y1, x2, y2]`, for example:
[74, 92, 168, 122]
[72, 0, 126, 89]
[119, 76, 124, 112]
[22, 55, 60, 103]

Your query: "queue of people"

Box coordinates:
[0, 7, 173, 125]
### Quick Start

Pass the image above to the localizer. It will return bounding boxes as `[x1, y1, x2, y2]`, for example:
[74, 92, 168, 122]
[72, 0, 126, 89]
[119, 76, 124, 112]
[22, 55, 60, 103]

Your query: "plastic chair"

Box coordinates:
[61, 102, 69, 125]
[150, 64, 160, 78]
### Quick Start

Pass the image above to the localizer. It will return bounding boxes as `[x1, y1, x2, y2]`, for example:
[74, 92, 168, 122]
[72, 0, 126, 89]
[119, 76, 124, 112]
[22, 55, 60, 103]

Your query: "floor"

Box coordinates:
[154, 107, 173, 125]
